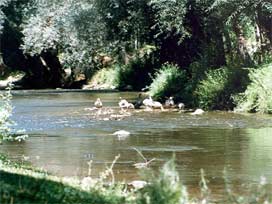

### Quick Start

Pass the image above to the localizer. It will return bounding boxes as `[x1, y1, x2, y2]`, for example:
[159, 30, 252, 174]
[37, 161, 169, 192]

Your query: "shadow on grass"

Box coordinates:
[0, 170, 125, 204]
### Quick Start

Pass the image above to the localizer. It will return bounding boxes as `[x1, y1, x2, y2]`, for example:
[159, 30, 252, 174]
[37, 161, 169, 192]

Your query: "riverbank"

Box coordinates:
[1, 62, 272, 114]
[0, 154, 128, 204]
[1, 154, 271, 204]
[0, 73, 25, 90]
[0, 154, 191, 204]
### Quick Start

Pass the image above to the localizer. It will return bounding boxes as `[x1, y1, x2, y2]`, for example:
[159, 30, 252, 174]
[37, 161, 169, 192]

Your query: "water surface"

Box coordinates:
[1, 90, 272, 196]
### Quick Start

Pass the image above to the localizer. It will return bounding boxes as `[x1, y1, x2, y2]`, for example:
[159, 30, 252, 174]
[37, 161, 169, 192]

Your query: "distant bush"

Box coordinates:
[88, 45, 158, 91]
[234, 63, 272, 113]
[117, 50, 158, 91]
[87, 54, 156, 91]
[195, 67, 248, 110]
[87, 67, 120, 89]
[148, 63, 188, 102]
[116, 57, 151, 90]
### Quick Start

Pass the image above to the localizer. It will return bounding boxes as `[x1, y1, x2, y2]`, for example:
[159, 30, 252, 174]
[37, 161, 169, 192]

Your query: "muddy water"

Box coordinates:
[1, 90, 272, 196]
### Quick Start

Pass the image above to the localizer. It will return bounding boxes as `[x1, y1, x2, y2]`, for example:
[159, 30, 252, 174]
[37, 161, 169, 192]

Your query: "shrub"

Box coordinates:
[87, 67, 120, 89]
[136, 159, 188, 204]
[0, 87, 13, 143]
[87, 49, 157, 91]
[148, 63, 188, 102]
[194, 67, 248, 110]
[234, 63, 272, 113]
[0, 87, 28, 143]
[117, 56, 157, 91]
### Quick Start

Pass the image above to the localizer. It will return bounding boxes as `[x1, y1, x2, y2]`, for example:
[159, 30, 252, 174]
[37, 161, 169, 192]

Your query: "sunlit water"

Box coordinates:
[1, 90, 272, 196]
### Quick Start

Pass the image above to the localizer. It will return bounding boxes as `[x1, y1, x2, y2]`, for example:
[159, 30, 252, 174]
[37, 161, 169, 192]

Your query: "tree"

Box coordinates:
[210, 0, 272, 65]
[0, 0, 10, 76]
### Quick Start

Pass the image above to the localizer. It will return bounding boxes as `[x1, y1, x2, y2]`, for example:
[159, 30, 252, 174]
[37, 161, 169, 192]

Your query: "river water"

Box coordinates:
[1, 90, 272, 196]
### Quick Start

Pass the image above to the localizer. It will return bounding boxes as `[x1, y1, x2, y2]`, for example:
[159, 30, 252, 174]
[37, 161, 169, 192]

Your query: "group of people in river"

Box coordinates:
[93, 93, 204, 115]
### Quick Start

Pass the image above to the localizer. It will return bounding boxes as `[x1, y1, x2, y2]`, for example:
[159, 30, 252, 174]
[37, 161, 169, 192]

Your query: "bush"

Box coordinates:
[87, 51, 157, 91]
[87, 67, 120, 89]
[136, 159, 188, 204]
[117, 55, 157, 91]
[87, 45, 158, 91]
[194, 67, 248, 110]
[234, 63, 272, 113]
[148, 63, 188, 102]
[0, 87, 28, 143]
[0, 87, 13, 143]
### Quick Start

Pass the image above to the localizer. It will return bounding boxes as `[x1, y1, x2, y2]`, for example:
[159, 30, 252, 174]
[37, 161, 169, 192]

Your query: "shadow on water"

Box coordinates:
[1, 90, 272, 196]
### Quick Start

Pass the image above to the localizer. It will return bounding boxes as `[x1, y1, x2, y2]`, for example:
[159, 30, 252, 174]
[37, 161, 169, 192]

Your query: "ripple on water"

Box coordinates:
[127, 146, 201, 152]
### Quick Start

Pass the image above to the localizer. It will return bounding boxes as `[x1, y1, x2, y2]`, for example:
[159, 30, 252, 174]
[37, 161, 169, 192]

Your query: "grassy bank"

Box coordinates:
[1, 155, 272, 204]
[0, 155, 127, 204]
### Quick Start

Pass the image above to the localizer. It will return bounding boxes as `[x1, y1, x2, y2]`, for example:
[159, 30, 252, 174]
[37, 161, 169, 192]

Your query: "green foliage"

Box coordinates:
[149, 63, 188, 101]
[0, 171, 126, 204]
[0, 0, 14, 33]
[95, 0, 154, 53]
[195, 67, 248, 110]
[117, 45, 158, 91]
[1, 155, 272, 204]
[149, 0, 189, 42]
[21, 0, 106, 71]
[136, 159, 188, 204]
[235, 63, 272, 114]
[0, 87, 13, 143]
[0, 0, 9, 33]
[1, 0, 272, 97]
[0, 87, 28, 143]
[0, 154, 127, 204]
[210, 0, 272, 23]
[88, 45, 158, 91]
[87, 67, 120, 89]
[117, 58, 152, 91]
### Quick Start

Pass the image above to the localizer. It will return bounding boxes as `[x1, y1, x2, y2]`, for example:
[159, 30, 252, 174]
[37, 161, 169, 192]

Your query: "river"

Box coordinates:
[1, 90, 272, 196]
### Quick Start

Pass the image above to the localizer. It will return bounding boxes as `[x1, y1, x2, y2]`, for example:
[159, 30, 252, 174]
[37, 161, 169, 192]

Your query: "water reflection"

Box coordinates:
[1, 90, 272, 196]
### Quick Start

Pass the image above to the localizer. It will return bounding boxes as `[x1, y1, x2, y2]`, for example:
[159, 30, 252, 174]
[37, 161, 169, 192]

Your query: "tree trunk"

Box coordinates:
[222, 27, 233, 63]
[0, 53, 6, 76]
[256, 8, 272, 54]
[232, 18, 253, 66]
[255, 21, 263, 63]
[40, 51, 64, 88]
[215, 30, 227, 66]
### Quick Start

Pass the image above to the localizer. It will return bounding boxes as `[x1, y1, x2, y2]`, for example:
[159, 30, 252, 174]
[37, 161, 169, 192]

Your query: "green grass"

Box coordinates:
[0, 155, 127, 204]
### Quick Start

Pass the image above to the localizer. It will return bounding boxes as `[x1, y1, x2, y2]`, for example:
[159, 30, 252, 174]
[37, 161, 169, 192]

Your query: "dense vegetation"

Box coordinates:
[235, 63, 272, 113]
[1, 0, 272, 112]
